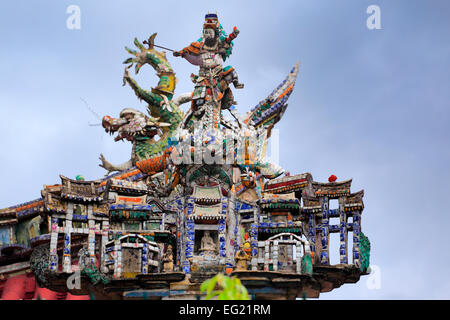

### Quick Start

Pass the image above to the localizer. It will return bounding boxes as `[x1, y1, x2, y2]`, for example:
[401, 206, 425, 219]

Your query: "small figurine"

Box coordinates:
[162, 245, 174, 272]
[234, 242, 251, 271]
[199, 231, 217, 256]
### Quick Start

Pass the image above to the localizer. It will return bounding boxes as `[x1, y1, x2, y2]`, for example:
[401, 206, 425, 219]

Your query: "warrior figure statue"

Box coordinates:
[173, 13, 244, 131]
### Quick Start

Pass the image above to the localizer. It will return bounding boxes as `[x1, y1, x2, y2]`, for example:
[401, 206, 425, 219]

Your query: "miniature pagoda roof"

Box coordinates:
[345, 190, 364, 203]
[59, 175, 103, 202]
[301, 193, 320, 211]
[343, 190, 365, 211]
[257, 225, 304, 236]
[0, 198, 44, 223]
[41, 184, 62, 196]
[193, 185, 222, 203]
[258, 192, 300, 211]
[192, 203, 224, 220]
[0, 218, 17, 227]
[262, 192, 296, 201]
[109, 203, 154, 211]
[0, 208, 16, 219]
[312, 178, 353, 198]
[107, 179, 149, 195]
[109, 197, 167, 219]
[264, 173, 312, 194]
[301, 205, 322, 213]
[97, 167, 146, 193]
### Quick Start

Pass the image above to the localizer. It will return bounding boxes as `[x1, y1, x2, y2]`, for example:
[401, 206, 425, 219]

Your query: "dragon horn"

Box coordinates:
[123, 57, 134, 65]
[125, 46, 137, 56]
[134, 37, 146, 51]
[143, 33, 157, 49]
[135, 63, 143, 74]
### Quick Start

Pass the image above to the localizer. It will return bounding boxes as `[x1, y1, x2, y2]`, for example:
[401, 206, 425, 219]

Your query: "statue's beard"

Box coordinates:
[204, 36, 218, 48]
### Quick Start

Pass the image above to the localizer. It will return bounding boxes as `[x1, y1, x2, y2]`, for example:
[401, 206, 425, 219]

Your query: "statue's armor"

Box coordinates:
[198, 51, 224, 74]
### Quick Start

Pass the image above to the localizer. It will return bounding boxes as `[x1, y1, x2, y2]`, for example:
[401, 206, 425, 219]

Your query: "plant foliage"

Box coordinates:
[200, 273, 250, 300]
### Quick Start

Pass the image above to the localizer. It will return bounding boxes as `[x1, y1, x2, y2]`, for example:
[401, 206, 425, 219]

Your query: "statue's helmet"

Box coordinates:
[204, 13, 219, 30]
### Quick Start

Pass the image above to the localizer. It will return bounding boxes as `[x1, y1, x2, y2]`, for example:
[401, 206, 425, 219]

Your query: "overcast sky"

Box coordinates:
[0, 0, 449, 299]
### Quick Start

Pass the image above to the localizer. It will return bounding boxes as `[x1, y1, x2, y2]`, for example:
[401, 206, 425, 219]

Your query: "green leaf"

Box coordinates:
[201, 276, 218, 296]
[201, 274, 250, 300]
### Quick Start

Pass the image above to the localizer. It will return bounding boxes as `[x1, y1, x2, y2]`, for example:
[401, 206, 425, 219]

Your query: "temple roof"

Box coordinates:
[107, 179, 148, 195]
[264, 173, 312, 194]
[60, 175, 103, 202]
[0, 208, 15, 219]
[98, 167, 146, 193]
[0, 198, 44, 223]
[192, 203, 224, 220]
[343, 190, 364, 211]
[0, 218, 17, 227]
[312, 179, 352, 198]
[262, 192, 296, 201]
[259, 192, 300, 211]
[193, 185, 222, 203]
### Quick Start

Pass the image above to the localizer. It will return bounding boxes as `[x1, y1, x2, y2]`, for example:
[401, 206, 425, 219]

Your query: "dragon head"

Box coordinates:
[102, 108, 170, 142]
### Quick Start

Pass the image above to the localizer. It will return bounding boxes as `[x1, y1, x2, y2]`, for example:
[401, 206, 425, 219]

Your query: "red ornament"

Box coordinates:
[328, 174, 337, 182]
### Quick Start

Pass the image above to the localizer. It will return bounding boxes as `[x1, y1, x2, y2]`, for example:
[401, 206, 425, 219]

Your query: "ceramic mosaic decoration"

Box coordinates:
[0, 13, 370, 300]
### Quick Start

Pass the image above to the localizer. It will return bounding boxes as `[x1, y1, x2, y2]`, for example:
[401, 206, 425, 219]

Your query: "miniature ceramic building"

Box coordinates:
[304, 179, 365, 267]
[104, 234, 160, 278]
[255, 193, 308, 273]
[184, 184, 227, 273]
[0, 198, 45, 277]
[264, 173, 366, 269]
[105, 180, 176, 277]
[42, 175, 108, 273]
[0, 13, 370, 299]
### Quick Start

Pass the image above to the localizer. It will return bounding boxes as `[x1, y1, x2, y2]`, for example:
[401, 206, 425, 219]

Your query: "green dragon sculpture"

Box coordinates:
[99, 33, 190, 174]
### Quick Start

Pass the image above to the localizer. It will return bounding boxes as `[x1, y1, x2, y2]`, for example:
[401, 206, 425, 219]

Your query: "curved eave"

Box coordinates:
[312, 178, 353, 188]
[247, 62, 300, 126]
